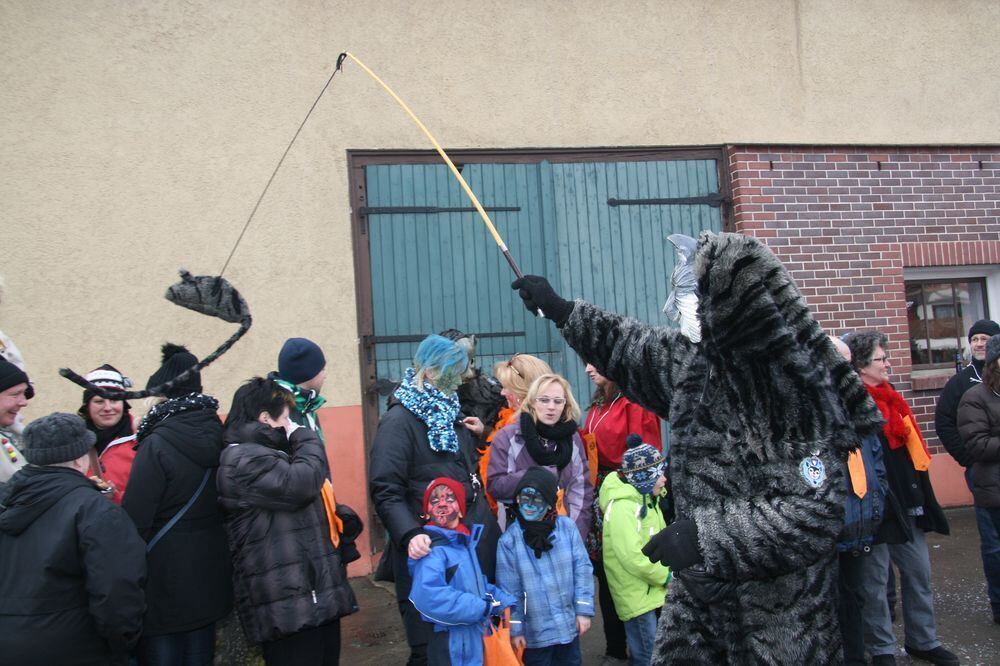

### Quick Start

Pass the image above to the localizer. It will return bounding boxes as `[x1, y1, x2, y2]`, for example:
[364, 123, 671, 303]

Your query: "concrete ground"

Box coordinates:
[341, 507, 999, 665]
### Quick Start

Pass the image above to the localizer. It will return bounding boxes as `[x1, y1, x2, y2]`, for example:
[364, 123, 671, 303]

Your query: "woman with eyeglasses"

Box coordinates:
[845, 331, 956, 666]
[477, 354, 554, 515]
[490, 354, 554, 439]
[369, 335, 500, 666]
[487, 373, 593, 540]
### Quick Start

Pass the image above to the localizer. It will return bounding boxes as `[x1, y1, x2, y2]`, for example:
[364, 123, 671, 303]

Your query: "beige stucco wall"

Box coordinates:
[3, 0, 999, 415]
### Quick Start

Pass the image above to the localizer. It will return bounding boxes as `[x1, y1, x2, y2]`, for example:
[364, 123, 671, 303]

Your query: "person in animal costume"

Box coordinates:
[512, 231, 882, 664]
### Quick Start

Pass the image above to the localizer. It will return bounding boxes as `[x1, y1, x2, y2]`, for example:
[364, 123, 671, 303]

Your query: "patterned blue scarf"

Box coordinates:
[394, 367, 461, 453]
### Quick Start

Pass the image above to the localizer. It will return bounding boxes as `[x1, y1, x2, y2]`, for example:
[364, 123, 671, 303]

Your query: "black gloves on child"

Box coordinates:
[642, 518, 702, 571]
[511, 276, 574, 327]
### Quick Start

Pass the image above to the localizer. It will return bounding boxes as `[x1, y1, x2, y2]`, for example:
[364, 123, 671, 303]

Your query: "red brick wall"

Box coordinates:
[727, 146, 1000, 454]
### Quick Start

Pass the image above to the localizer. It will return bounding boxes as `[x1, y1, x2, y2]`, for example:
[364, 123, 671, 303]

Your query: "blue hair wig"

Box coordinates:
[414, 334, 469, 376]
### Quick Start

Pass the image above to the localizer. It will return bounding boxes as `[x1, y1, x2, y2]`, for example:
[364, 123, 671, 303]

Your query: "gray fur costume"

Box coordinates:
[558, 233, 882, 664]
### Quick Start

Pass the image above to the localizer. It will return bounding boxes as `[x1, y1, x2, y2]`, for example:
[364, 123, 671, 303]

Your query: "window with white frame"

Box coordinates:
[905, 266, 1000, 378]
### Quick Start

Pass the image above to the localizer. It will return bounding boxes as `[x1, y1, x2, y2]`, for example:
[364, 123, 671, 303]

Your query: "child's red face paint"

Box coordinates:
[428, 484, 461, 529]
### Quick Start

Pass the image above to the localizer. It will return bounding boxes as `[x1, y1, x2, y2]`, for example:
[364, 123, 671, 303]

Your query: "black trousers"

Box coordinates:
[261, 620, 341, 666]
[596, 557, 629, 659]
[838, 550, 868, 666]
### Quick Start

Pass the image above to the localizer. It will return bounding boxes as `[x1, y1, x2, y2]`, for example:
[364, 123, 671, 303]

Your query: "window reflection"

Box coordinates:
[907, 279, 987, 374]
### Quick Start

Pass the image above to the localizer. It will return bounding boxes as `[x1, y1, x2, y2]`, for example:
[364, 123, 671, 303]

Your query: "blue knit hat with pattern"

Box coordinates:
[619, 433, 665, 495]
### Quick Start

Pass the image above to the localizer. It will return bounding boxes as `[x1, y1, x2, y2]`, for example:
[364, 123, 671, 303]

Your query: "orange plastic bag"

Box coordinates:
[483, 609, 523, 665]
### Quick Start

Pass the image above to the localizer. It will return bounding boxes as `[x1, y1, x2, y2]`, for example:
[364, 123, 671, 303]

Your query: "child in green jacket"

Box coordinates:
[600, 435, 670, 666]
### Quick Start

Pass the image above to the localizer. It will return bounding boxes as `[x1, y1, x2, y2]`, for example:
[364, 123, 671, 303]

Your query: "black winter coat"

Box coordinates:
[958, 383, 1000, 507]
[369, 403, 499, 584]
[934, 360, 985, 467]
[0, 466, 146, 666]
[121, 407, 233, 635]
[881, 433, 950, 536]
[217, 423, 357, 644]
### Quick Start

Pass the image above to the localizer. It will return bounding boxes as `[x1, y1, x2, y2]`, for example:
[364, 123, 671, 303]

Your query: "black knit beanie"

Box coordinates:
[21, 413, 96, 465]
[146, 343, 202, 399]
[0, 356, 33, 399]
[969, 319, 1000, 341]
[278, 338, 326, 386]
[515, 466, 559, 509]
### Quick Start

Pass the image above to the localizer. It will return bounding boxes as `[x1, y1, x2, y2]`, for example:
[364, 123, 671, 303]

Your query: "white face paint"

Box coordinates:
[662, 234, 702, 343]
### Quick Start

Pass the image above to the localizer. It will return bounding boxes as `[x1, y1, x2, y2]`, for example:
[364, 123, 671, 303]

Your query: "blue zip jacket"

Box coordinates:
[496, 516, 594, 648]
[408, 524, 515, 665]
[837, 433, 888, 553]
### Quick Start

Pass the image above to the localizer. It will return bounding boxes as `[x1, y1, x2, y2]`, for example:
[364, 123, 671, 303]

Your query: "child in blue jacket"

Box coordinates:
[497, 466, 595, 666]
[408, 477, 516, 665]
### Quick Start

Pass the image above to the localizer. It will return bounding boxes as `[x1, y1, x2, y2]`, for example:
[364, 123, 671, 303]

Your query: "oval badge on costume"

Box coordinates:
[799, 456, 826, 489]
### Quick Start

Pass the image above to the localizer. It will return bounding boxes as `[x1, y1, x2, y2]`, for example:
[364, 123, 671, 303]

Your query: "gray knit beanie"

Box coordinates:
[986, 334, 1000, 367]
[21, 413, 96, 466]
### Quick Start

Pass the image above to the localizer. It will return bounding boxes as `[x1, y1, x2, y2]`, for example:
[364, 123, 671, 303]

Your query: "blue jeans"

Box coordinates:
[967, 468, 1000, 620]
[523, 636, 581, 666]
[623, 610, 657, 666]
[137, 624, 215, 666]
[860, 520, 940, 655]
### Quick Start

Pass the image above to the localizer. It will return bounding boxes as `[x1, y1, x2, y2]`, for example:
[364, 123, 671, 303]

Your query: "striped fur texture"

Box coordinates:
[60, 270, 252, 399]
[561, 232, 882, 665]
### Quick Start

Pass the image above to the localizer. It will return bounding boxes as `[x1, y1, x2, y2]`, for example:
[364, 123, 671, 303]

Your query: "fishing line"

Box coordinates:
[219, 54, 347, 276]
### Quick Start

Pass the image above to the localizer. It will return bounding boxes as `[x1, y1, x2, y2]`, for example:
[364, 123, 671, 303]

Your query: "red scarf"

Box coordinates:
[863, 382, 930, 458]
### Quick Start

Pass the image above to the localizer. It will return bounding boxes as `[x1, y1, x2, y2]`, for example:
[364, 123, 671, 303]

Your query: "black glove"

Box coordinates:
[511, 276, 574, 327]
[642, 518, 702, 571]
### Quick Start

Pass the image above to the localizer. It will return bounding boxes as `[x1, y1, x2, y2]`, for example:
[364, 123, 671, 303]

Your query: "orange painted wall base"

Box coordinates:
[315, 405, 375, 577]
[316, 408, 974, 578]
[928, 452, 972, 508]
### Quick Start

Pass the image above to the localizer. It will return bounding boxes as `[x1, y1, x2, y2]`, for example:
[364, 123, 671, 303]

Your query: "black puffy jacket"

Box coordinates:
[958, 383, 1000, 508]
[121, 407, 233, 635]
[369, 403, 499, 582]
[217, 423, 357, 644]
[0, 465, 146, 666]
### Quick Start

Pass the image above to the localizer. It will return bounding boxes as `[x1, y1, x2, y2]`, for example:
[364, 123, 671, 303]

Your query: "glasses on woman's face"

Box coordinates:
[535, 396, 566, 406]
[870, 356, 889, 365]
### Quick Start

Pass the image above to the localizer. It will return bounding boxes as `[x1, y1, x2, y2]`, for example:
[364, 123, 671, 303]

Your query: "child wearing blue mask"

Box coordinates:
[496, 467, 594, 665]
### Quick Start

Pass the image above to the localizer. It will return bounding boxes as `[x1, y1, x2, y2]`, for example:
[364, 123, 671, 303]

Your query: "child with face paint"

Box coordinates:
[407, 478, 516, 665]
[496, 467, 595, 666]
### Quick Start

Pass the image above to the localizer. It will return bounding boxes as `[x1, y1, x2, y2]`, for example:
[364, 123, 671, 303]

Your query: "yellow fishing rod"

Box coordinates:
[337, 52, 527, 281]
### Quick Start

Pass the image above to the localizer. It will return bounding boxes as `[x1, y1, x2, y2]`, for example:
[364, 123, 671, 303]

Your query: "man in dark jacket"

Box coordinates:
[271, 337, 328, 440]
[935, 318, 1000, 624]
[0, 412, 146, 666]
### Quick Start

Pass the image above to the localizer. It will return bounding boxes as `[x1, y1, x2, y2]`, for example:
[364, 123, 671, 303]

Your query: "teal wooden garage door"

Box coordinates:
[363, 158, 723, 412]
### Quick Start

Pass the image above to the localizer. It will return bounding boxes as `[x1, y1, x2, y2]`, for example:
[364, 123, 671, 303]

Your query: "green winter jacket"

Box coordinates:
[599, 473, 670, 621]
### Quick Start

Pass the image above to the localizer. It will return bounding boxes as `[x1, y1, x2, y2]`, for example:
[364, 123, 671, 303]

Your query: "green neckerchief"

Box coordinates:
[275, 378, 327, 441]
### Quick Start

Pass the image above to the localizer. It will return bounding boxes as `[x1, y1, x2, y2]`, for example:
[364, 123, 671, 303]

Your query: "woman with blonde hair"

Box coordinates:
[490, 354, 554, 435]
[487, 373, 593, 538]
[479, 354, 554, 514]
